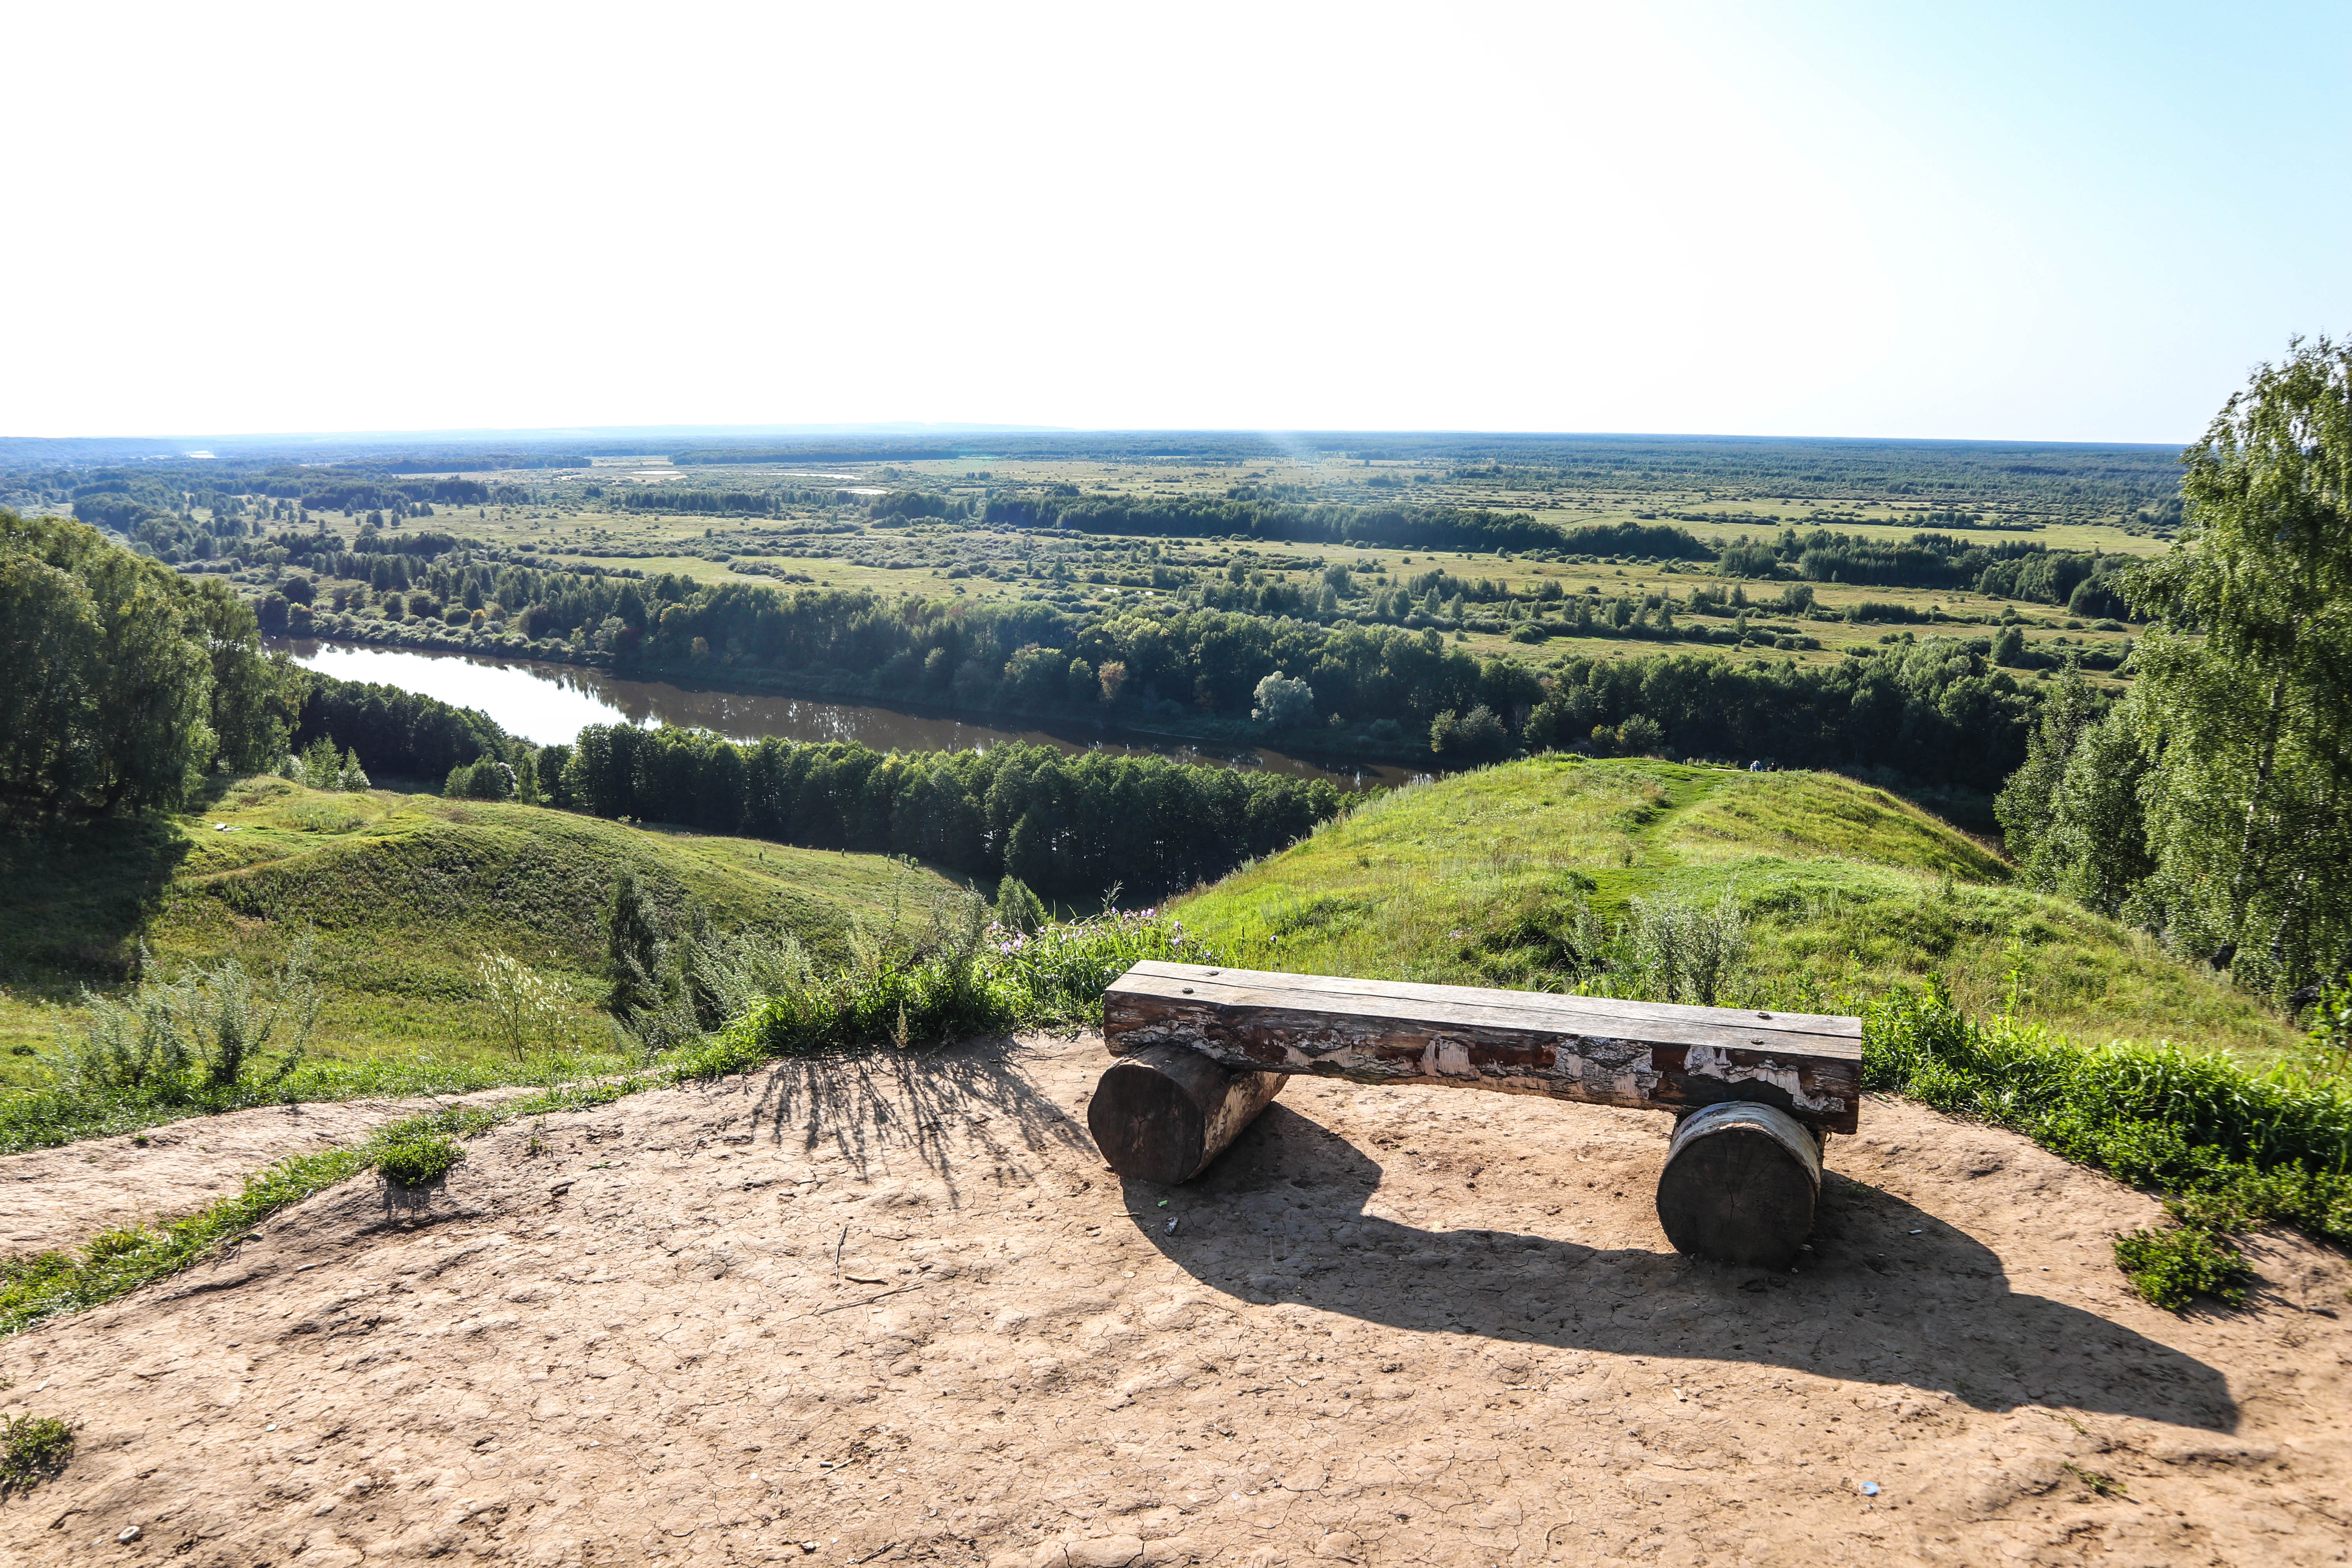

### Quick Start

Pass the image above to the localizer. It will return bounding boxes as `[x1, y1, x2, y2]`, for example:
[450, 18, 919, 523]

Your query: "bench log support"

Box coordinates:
[1096, 961, 1862, 1267]
[1088, 1043, 1286, 1185]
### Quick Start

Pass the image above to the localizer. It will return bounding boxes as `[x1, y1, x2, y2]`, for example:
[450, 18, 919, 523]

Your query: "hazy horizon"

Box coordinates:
[1, 421, 2191, 457]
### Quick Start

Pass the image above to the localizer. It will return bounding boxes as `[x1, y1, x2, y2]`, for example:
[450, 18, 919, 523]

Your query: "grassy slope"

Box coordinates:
[1176, 757, 2292, 1059]
[0, 777, 956, 1091]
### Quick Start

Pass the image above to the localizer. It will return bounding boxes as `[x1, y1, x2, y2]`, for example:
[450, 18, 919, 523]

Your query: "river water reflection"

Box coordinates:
[273, 640, 1420, 791]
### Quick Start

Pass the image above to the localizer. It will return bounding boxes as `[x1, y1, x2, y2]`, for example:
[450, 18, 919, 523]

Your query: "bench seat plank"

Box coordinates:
[1103, 960, 1863, 1134]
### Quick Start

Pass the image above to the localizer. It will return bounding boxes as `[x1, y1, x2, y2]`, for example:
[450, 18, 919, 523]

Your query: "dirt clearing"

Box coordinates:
[3, 1088, 542, 1261]
[2, 1033, 2346, 1566]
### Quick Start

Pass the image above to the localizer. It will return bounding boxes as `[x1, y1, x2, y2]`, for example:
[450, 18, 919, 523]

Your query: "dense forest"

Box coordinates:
[0, 510, 297, 826]
[544, 728, 1338, 900]
[264, 557, 2040, 788]
[654, 432, 2184, 513]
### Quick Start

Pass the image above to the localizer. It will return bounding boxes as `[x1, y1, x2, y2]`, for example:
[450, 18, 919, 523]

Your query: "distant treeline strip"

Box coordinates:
[541, 727, 1342, 900]
[977, 494, 2131, 610]
[290, 669, 1338, 900]
[981, 494, 1575, 555]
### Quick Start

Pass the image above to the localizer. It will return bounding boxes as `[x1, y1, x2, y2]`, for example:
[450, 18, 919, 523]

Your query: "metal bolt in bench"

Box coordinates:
[1088, 961, 1862, 1270]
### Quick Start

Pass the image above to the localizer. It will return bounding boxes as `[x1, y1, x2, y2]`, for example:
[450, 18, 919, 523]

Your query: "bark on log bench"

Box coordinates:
[1094, 960, 1862, 1269]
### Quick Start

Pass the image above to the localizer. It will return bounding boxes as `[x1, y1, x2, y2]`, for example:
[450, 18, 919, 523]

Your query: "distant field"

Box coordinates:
[67, 435, 2174, 698]
[0, 778, 958, 1092]
[1175, 757, 2293, 1061]
[282, 494, 2145, 685]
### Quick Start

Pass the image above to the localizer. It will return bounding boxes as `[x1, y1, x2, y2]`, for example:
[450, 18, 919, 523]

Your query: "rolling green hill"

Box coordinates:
[0, 776, 956, 1091]
[1175, 757, 2293, 1060]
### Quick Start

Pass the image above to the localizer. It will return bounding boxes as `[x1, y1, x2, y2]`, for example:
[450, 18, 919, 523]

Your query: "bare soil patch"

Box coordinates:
[2, 1088, 541, 1261]
[2, 1033, 2346, 1566]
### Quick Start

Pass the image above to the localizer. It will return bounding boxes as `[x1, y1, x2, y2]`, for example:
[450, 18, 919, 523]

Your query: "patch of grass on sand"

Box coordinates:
[0, 1081, 634, 1337]
[1, 1411, 76, 1493]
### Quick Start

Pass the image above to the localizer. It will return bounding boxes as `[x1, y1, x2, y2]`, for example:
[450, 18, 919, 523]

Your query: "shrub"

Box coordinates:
[0, 1413, 74, 1493]
[1430, 703, 1510, 758]
[1624, 891, 1751, 1005]
[1252, 671, 1317, 729]
[445, 755, 515, 800]
[367, 1113, 473, 1187]
[49, 938, 319, 1108]
[1617, 713, 1666, 755]
[994, 875, 1049, 935]
[691, 926, 813, 1024]
[1866, 976, 2352, 1307]
[475, 949, 568, 1064]
[668, 905, 1209, 1078]
[2112, 1226, 2252, 1310]
[279, 735, 369, 791]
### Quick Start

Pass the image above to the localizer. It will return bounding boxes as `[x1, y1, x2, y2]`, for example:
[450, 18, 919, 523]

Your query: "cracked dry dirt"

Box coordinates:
[2, 1032, 2347, 1567]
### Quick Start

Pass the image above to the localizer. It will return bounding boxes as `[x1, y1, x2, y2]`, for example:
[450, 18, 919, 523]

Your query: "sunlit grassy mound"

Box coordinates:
[1176, 757, 2292, 1059]
[0, 776, 956, 1091]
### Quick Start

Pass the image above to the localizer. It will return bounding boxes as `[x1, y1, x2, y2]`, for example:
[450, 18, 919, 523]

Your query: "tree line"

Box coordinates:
[980, 494, 1574, 555]
[274, 547, 2042, 791]
[1716, 526, 2137, 615]
[539, 727, 1341, 900]
[1521, 641, 2034, 788]
[283, 667, 1345, 900]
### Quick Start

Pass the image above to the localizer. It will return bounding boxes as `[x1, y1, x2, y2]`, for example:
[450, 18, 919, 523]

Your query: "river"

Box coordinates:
[271, 640, 1419, 791]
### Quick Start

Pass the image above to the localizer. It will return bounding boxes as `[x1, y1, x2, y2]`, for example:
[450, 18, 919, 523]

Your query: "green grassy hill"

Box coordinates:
[0, 777, 956, 1091]
[1176, 757, 2293, 1059]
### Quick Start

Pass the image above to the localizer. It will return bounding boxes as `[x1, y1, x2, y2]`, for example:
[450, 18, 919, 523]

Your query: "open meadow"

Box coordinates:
[0, 777, 957, 1110]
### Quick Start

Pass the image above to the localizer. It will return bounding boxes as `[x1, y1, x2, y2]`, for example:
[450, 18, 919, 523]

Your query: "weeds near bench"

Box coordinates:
[2112, 1226, 2253, 1310]
[1866, 977, 2352, 1309]
[668, 903, 1211, 1079]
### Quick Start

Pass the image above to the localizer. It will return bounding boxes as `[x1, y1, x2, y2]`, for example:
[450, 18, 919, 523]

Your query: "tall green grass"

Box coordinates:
[668, 907, 1210, 1079]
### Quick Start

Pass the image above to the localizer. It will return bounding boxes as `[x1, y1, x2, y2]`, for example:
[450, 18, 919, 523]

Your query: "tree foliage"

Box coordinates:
[0, 511, 296, 826]
[2120, 337, 2352, 991]
[2001, 339, 2352, 996]
[552, 727, 1339, 901]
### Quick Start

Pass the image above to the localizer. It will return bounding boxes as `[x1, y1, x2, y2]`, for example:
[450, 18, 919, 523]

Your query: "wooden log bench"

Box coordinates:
[1089, 960, 1863, 1269]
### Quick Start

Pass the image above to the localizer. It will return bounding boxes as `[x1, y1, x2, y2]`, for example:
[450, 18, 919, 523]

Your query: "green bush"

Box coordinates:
[365, 1108, 490, 1187]
[1865, 980, 2352, 1189]
[1866, 977, 2352, 1307]
[1, 1412, 75, 1493]
[2113, 1226, 2252, 1310]
[47, 938, 320, 1109]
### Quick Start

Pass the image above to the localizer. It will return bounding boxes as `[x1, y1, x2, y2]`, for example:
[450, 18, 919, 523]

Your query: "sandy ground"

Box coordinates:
[1, 1032, 2347, 1568]
[3, 1089, 540, 1261]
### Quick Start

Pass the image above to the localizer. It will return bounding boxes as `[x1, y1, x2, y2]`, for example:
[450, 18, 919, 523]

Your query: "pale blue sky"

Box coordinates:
[4, 1, 2343, 442]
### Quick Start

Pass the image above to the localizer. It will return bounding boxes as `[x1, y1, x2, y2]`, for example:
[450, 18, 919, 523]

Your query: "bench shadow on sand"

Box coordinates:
[1122, 1102, 2239, 1433]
